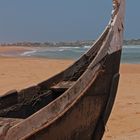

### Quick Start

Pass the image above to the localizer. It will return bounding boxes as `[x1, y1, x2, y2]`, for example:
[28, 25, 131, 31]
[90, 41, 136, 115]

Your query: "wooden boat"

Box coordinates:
[0, 0, 125, 139]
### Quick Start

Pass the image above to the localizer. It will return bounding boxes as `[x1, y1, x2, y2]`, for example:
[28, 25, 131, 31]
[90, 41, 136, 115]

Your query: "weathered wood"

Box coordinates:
[0, 117, 22, 140]
[51, 81, 76, 90]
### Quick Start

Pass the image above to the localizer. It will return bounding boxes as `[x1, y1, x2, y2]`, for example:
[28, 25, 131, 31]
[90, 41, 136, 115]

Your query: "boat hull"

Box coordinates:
[26, 50, 121, 140]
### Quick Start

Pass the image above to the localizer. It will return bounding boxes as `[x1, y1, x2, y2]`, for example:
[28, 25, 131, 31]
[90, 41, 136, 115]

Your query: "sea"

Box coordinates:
[1, 45, 140, 64]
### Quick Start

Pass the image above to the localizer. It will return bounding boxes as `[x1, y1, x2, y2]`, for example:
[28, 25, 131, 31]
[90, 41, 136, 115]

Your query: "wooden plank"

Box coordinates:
[51, 81, 76, 89]
[0, 117, 23, 139]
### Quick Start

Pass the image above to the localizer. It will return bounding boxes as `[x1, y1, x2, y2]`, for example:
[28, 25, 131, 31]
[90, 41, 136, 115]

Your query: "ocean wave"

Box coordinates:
[59, 46, 80, 49]
[83, 46, 91, 49]
[58, 49, 65, 52]
[21, 50, 37, 56]
[73, 50, 86, 53]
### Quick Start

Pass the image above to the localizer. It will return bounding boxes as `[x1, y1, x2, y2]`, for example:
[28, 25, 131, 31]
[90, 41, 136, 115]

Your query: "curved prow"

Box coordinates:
[105, 0, 125, 128]
[92, 0, 125, 139]
[109, 0, 125, 54]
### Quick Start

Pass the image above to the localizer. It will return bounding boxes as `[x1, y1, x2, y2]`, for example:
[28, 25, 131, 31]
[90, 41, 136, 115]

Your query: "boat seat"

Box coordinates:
[51, 81, 76, 93]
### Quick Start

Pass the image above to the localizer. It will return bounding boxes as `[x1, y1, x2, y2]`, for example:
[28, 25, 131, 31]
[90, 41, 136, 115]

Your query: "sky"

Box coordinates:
[0, 0, 139, 43]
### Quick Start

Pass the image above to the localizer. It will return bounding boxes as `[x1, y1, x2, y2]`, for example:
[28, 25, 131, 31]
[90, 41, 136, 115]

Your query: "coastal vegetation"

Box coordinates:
[123, 39, 140, 45]
[0, 39, 140, 47]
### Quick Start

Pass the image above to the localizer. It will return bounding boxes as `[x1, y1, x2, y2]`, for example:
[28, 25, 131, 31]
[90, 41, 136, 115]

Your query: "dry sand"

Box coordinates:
[0, 47, 140, 139]
[0, 57, 73, 94]
[103, 64, 140, 140]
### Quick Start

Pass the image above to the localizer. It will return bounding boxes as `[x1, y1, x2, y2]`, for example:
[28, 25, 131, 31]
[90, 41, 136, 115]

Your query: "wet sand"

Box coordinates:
[0, 47, 140, 139]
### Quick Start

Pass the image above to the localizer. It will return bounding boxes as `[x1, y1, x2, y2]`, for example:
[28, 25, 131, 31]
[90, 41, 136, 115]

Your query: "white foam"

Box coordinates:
[83, 46, 91, 49]
[59, 46, 80, 49]
[21, 50, 37, 56]
[58, 49, 64, 52]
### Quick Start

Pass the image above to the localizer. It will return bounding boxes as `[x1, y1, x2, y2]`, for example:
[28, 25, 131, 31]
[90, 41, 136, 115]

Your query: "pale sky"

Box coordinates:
[0, 0, 139, 43]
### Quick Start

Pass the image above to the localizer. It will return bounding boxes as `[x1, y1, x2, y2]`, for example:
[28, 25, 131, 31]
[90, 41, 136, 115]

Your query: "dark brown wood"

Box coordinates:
[0, 90, 18, 110]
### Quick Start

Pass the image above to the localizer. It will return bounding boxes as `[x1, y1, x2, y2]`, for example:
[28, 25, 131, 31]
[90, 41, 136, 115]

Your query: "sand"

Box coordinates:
[0, 46, 33, 54]
[103, 64, 140, 140]
[0, 57, 73, 94]
[0, 47, 140, 139]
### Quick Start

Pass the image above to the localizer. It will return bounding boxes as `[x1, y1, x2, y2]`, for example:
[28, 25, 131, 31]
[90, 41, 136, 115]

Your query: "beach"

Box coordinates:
[0, 47, 140, 139]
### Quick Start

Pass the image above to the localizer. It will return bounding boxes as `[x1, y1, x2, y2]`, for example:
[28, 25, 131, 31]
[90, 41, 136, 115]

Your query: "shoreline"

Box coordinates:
[0, 46, 140, 64]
